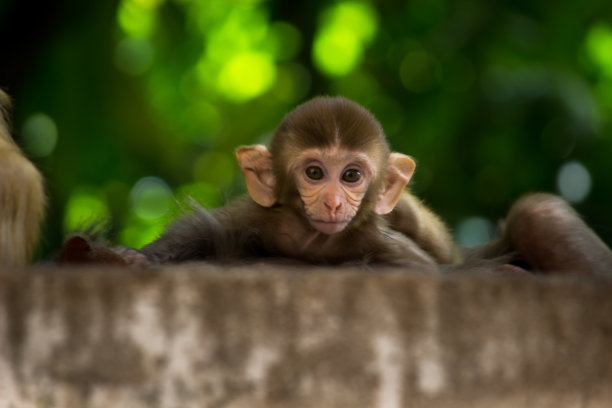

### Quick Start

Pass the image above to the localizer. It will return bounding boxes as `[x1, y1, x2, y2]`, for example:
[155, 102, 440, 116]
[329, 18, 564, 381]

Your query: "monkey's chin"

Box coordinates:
[310, 220, 349, 235]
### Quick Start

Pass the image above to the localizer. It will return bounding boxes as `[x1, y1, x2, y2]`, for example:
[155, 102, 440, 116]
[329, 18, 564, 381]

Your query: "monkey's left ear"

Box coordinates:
[236, 145, 276, 207]
[374, 153, 416, 215]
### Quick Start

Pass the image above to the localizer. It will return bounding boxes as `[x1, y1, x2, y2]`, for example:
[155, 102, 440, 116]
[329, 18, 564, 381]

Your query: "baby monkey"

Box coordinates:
[141, 96, 458, 268]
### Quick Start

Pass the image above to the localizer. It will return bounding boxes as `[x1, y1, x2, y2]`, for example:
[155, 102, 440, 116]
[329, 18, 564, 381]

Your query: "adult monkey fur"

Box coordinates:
[0, 89, 45, 266]
[139, 96, 612, 274]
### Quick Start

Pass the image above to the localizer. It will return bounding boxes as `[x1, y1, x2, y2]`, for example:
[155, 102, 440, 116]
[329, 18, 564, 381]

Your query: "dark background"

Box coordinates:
[1, 0, 611, 258]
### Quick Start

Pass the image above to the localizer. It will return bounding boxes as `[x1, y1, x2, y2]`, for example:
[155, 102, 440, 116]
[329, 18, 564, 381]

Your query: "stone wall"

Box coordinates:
[1, 264, 611, 407]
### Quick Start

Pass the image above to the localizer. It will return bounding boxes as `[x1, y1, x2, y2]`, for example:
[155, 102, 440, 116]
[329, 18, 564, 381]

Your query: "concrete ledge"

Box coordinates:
[1, 265, 611, 407]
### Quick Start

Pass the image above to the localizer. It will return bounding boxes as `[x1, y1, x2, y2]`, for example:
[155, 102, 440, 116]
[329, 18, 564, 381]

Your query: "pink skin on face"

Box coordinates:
[291, 146, 376, 235]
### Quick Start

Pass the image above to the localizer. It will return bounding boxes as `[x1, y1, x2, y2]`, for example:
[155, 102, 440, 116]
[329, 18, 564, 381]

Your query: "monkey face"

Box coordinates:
[236, 97, 416, 237]
[292, 146, 374, 234]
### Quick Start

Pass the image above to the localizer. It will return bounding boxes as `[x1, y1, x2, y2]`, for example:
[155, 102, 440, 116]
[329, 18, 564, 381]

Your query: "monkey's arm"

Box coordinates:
[385, 191, 461, 264]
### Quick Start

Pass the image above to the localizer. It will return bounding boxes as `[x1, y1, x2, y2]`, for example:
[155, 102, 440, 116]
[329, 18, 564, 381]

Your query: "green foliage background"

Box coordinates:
[1, 0, 612, 257]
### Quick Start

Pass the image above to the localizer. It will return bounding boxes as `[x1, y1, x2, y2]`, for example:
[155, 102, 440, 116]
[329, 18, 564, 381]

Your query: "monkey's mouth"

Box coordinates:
[310, 219, 349, 235]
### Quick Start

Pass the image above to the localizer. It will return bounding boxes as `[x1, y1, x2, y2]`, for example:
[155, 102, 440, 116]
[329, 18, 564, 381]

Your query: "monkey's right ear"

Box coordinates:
[236, 145, 276, 207]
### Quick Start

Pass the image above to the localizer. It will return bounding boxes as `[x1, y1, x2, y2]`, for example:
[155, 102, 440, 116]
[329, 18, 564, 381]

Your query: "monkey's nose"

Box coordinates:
[324, 198, 342, 214]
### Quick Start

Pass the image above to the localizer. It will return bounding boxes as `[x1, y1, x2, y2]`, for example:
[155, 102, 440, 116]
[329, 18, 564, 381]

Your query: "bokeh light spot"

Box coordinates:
[115, 37, 154, 75]
[586, 23, 612, 78]
[120, 217, 165, 249]
[133, 0, 164, 8]
[217, 52, 276, 102]
[313, 28, 362, 77]
[456, 217, 495, 247]
[63, 188, 110, 233]
[130, 176, 173, 220]
[557, 161, 592, 204]
[117, 0, 158, 38]
[21, 113, 58, 158]
[205, 8, 269, 63]
[323, 2, 378, 43]
[312, 1, 378, 78]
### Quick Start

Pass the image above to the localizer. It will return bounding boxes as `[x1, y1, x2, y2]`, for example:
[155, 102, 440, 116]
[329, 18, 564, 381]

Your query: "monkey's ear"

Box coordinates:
[236, 145, 276, 207]
[374, 153, 416, 215]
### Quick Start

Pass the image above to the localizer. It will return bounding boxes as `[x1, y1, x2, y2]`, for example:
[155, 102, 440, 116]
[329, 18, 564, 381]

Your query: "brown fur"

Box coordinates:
[0, 90, 45, 265]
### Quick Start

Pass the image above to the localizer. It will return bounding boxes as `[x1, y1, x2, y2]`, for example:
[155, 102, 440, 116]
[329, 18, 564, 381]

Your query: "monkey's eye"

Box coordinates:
[305, 166, 324, 180]
[342, 169, 361, 183]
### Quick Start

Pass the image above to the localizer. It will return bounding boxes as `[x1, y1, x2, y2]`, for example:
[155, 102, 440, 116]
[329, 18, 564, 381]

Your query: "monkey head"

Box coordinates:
[236, 96, 415, 235]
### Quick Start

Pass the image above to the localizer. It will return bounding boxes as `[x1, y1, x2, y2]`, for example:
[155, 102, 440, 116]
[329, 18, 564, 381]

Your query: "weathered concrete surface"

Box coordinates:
[1, 264, 611, 408]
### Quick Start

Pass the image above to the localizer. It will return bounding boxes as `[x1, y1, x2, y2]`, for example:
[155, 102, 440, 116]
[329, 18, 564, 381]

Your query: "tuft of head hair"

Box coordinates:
[270, 96, 389, 155]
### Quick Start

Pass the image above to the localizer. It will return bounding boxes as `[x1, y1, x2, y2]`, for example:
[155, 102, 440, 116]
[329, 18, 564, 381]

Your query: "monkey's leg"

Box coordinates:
[504, 193, 612, 275]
